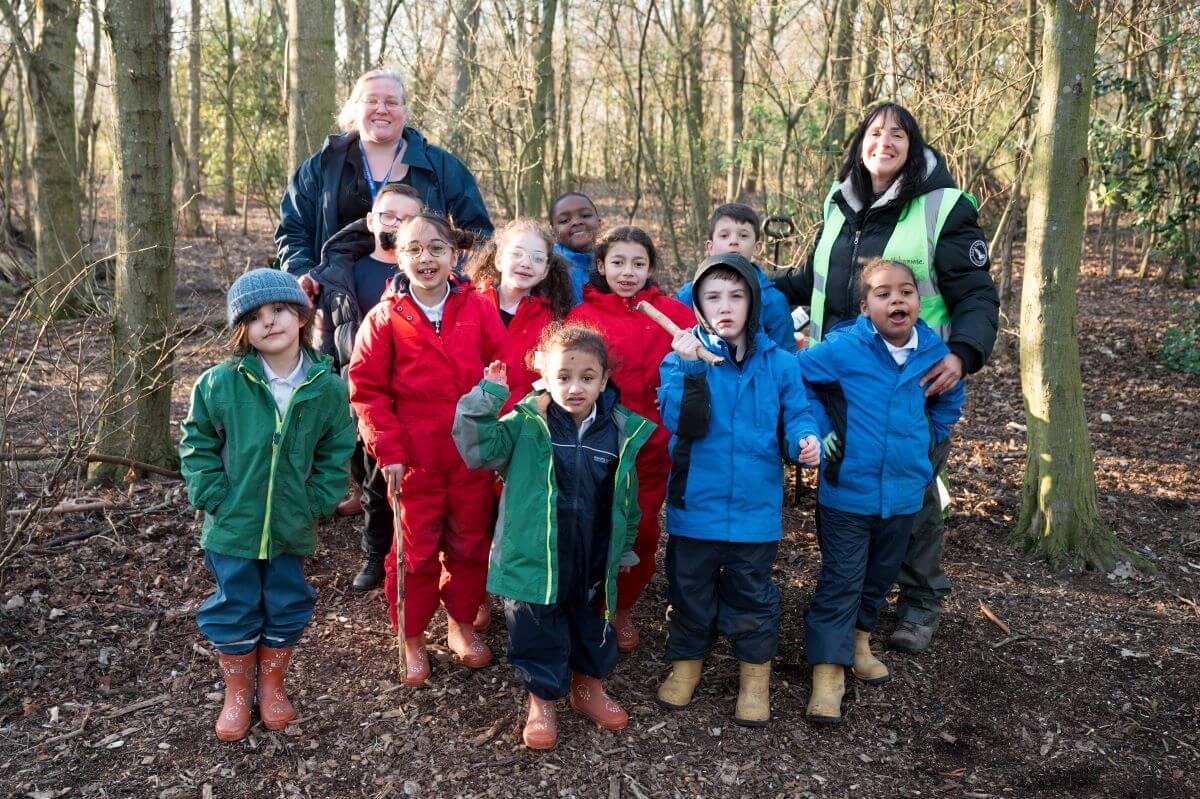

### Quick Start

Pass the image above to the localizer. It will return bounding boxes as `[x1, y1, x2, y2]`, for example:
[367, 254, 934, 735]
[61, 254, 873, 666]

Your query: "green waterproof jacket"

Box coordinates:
[453, 380, 654, 613]
[179, 350, 357, 560]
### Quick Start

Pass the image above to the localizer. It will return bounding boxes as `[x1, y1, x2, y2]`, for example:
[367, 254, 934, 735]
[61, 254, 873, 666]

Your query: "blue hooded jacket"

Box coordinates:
[553, 243, 595, 306]
[276, 128, 493, 276]
[676, 263, 798, 353]
[796, 315, 965, 518]
[658, 254, 819, 543]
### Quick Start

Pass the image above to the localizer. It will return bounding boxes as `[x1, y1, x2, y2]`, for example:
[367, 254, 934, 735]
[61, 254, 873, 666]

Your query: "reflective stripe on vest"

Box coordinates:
[808, 185, 973, 346]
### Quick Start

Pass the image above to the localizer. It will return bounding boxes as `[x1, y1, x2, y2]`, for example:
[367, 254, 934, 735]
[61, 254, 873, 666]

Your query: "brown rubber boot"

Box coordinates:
[256, 645, 298, 730]
[613, 609, 639, 653]
[403, 635, 430, 687]
[733, 661, 771, 727]
[852, 628, 891, 684]
[806, 664, 845, 725]
[447, 616, 493, 669]
[656, 660, 703, 710]
[214, 650, 257, 742]
[569, 672, 628, 730]
[523, 693, 558, 750]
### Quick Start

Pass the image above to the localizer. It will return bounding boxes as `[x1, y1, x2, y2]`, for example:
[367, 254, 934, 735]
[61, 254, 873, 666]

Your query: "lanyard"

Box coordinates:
[358, 137, 405, 201]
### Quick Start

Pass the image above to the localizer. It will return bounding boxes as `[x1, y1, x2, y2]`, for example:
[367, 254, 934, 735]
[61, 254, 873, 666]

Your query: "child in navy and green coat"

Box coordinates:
[655, 253, 820, 727]
[796, 258, 964, 725]
[453, 323, 653, 751]
[180, 269, 357, 742]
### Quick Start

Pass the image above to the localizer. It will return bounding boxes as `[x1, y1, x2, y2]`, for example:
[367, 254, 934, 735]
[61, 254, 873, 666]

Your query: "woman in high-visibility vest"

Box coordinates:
[774, 102, 999, 654]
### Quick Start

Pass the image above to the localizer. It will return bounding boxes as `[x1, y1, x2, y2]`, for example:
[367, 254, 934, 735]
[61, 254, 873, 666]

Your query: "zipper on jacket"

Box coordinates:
[534, 412, 556, 604]
[241, 365, 324, 560]
[846, 228, 863, 309]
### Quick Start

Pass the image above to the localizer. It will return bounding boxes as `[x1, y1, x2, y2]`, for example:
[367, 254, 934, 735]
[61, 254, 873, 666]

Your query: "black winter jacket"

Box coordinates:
[311, 219, 381, 377]
[774, 148, 999, 373]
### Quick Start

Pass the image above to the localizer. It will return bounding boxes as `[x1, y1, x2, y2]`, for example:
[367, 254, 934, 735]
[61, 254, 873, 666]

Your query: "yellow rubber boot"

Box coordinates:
[733, 661, 771, 727]
[656, 660, 703, 710]
[852, 628, 891, 684]
[806, 664, 845, 725]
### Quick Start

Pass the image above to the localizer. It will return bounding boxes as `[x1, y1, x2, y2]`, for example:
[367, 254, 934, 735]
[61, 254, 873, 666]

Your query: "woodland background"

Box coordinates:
[0, 1, 1199, 797]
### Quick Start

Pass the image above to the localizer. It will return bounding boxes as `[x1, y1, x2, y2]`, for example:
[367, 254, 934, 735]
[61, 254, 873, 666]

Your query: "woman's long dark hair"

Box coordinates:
[838, 102, 929, 206]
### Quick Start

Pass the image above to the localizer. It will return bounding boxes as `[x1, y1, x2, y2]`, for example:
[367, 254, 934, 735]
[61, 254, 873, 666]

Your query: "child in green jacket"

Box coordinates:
[180, 269, 356, 742]
[453, 322, 654, 751]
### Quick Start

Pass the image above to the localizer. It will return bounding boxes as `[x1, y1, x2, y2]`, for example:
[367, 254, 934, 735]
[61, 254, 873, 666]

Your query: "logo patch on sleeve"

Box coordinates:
[969, 240, 989, 268]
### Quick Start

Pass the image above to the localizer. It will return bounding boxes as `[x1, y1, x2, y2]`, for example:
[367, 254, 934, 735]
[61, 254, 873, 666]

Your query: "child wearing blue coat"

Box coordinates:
[796, 258, 964, 725]
[656, 253, 820, 727]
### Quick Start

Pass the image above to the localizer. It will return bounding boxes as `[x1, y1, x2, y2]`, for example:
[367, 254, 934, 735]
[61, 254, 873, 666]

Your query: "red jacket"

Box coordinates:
[479, 285, 554, 415]
[568, 283, 694, 461]
[349, 276, 507, 468]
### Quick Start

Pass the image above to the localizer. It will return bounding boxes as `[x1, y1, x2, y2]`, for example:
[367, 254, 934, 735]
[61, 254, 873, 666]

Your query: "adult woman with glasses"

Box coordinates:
[276, 68, 494, 286]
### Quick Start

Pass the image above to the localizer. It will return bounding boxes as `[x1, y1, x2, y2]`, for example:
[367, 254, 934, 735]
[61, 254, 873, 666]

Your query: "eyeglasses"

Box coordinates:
[400, 241, 452, 259]
[505, 247, 548, 266]
[374, 211, 409, 226]
[359, 97, 404, 111]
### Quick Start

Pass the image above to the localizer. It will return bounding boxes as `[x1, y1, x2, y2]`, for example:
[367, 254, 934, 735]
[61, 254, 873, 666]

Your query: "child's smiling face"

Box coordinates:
[246, 303, 302, 358]
[398, 218, 454, 296]
[498, 230, 550, 294]
[598, 241, 651, 299]
[542, 347, 609, 423]
[551, 195, 601, 251]
[861, 263, 920, 346]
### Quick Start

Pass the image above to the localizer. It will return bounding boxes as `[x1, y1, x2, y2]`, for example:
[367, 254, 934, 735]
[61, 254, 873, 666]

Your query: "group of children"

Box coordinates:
[180, 190, 964, 747]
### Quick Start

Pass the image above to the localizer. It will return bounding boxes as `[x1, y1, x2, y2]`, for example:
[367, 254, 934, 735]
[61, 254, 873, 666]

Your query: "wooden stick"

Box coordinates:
[392, 485, 407, 684]
[5, 500, 117, 517]
[635, 301, 724, 365]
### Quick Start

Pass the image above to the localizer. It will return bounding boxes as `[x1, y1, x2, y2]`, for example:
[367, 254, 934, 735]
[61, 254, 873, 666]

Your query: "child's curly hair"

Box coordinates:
[466, 219, 575, 319]
[856, 257, 918, 300]
[527, 321, 612, 374]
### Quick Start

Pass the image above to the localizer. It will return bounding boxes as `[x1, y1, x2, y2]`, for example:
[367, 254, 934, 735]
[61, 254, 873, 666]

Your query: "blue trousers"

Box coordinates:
[197, 551, 316, 655]
[504, 598, 618, 701]
[806, 505, 916, 665]
[664, 535, 780, 664]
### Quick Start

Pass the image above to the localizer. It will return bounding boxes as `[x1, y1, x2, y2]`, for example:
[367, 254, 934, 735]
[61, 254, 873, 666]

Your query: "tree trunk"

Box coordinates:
[287, 0, 336, 177]
[77, 0, 100, 215]
[823, 0, 859, 169]
[22, 0, 84, 314]
[558, 0, 574, 186]
[341, 0, 369, 90]
[684, 0, 709, 239]
[447, 0, 482, 153]
[180, 0, 204, 235]
[520, 0, 557, 217]
[221, 0, 236, 215]
[857, 0, 884, 109]
[91, 0, 179, 480]
[724, 0, 749, 202]
[1012, 0, 1134, 571]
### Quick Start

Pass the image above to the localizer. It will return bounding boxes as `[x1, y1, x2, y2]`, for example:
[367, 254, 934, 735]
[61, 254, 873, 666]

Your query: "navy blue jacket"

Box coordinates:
[658, 255, 819, 543]
[796, 315, 965, 518]
[276, 128, 493, 276]
[309, 219, 380, 377]
[676, 264, 798, 353]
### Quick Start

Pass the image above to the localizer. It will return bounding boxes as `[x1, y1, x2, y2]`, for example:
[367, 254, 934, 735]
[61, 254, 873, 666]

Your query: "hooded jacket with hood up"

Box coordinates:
[773, 147, 999, 373]
[658, 254, 819, 543]
[676, 263, 797, 353]
[309, 219, 380, 377]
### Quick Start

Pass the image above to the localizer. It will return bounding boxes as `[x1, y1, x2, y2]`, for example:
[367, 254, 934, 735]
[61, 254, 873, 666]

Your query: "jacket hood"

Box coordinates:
[839, 147, 957, 214]
[381, 271, 469, 305]
[689, 253, 762, 359]
[847, 313, 945, 358]
[312, 218, 376, 293]
[321, 126, 435, 171]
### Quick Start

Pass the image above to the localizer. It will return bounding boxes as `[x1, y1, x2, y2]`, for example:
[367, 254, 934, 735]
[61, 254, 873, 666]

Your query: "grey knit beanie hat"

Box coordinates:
[226, 268, 310, 328]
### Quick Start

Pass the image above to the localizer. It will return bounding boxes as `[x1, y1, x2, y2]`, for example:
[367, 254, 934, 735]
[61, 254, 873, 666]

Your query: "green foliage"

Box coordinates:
[1160, 301, 1200, 375]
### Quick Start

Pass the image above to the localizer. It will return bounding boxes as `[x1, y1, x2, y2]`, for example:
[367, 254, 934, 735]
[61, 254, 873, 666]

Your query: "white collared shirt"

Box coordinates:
[412, 284, 451, 327]
[577, 404, 598, 440]
[260, 351, 310, 416]
[872, 323, 919, 366]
